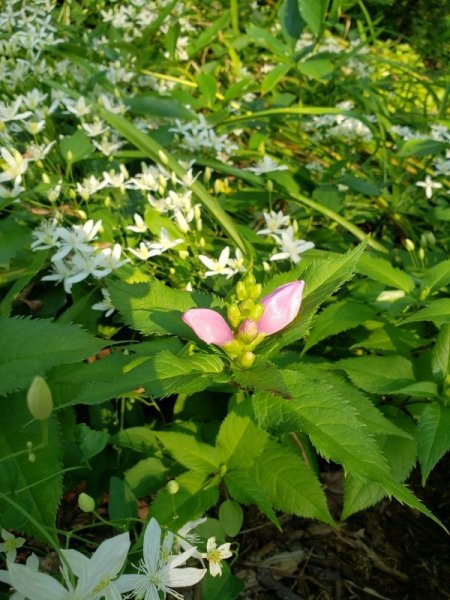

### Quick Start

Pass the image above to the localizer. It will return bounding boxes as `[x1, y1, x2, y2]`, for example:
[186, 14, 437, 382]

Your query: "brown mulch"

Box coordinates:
[235, 457, 450, 600]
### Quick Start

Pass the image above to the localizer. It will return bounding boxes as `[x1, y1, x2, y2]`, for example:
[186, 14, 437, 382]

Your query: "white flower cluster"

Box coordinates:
[303, 101, 374, 143]
[257, 210, 315, 264]
[198, 246, 245, 279]
[170, 115, 239, 161]
[31, 219, 128, 294]
[0, 519, 232, 599]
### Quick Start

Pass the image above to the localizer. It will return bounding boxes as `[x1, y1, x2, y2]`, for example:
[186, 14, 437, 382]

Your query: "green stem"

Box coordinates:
[230, 0, 239, 35]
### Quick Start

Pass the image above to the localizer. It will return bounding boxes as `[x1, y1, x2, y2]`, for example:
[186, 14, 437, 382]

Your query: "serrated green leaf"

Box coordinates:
[357, 254, 415, 293]
[250, 440, 334, 525]
[303, 300, 374, 353]
[401, 299, 450, 326]
[334, 355, 415, 394]
[0, 392, 62, 540]
[150, 471, 219, 528]
[108, 279, 224, 337]
[417, 402, 450, 484]
[48, 350, 222, 407]
[431, 324, 450, 385]
[234, 362, 290, 397]
[307, 368, 411, 438]
[420, 259, 450, 297]
[216, 413, 268, 470]
[274, 243, 367, 348]
[0, 317, 104, 396]
[253, 369, 392, 484]
[224, 471, 280, 528]
[343, 413, 417, 518]
[157, 431, 221, 473]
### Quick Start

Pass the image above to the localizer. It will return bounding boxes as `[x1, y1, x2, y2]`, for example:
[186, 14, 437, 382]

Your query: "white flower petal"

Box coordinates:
[8, 564, 69, 600]
[166, 566, 207, 587]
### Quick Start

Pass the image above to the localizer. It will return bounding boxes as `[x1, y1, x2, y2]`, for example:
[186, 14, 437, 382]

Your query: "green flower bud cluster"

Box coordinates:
[223, 273, 265, 370]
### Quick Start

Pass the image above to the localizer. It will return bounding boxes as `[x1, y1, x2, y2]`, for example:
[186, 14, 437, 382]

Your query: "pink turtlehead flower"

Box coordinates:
[182, 308, 234, 346]
[182, 281, 305, 346]
[254, 280, 304, 335]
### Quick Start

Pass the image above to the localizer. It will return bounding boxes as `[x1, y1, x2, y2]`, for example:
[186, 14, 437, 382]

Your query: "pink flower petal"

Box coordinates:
[182, 309, 234, 346]
[256, 280, 305, 335]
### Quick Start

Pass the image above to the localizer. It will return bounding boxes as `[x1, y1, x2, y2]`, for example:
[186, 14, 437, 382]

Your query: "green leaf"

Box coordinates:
[420, 259, 450, 297]
[357, 254, 415, 293]
[0, 217, 32, 269]
[397, 138, 447, 157]
[198, 72, 217, 107]
[108, 476, 137, 522]
[308, 368, 411, 439]
[279, 0, 305, 40]
[251, 440, 334, 525]
[187, 11, 230, 58]
[253, 369, 392, 483]
[125, 95, 195, 120]
[77, 423, 109, 462]
[202, 562, 244, 600]
[157, 431, 221, 473]
[261, 63, 292, 95]
[150, 471, 219, 528]
[431, 324, 450, 385]
[417, 402, 450, 484]
[245, 24, 288, 55]
[0, 317, 104, 396]
[59, 129, 94, 163]
[303, 300, 374, 353]
[219, 500, 244, 536]
[401, 299, 450, 326]
[334, 355, 416, 394]
[48, 350, 222, 407]
[343, 413, 417, 518]
[0, 393, 62, 540]
[297, 0, 327, 35]
[275, 243, 367, 348]
[125, 457, 168, 497]
[108, 278, 224, 337]
[111, 427, 159, 453]
[224, 471, 280, 528]
[297, 58, 333, 80]
[216, 413, 268, 470]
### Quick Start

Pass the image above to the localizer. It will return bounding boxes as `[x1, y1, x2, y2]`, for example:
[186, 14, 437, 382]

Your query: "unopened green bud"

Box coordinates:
[248, 303, 264, 322]
[404, 238, 415, 252]
[249, 283, 262, 300]
[238, 322, 259, 343]
[223, 339, 243, 358]
[243, 273, 256, 288]
[27, 376, 53, 421]
[227, 304, 242, 328]
[421, 231, 436, 247]
[236, 351, 255, 370]
[204, 167, 212, 183]
[239, 299, 254, 315]
[218, 464, 227, 477]
[236, 281, 247, 301]
[78, 493, 95, 513]
[267, 180, 273, 192]
[66, 150, 73, 162]
[418, 247, 425, 260]
[166, 480, 179, 495]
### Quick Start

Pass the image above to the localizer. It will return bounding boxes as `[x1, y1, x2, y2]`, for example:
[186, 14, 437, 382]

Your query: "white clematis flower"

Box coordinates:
[201, 537, 232, 577]
[8, 532, 130, 600]
[116, 518, 206, 600]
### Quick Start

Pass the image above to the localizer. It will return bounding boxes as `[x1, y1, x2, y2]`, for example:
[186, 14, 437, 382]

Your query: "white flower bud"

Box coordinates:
[27, 376, 53, 421]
